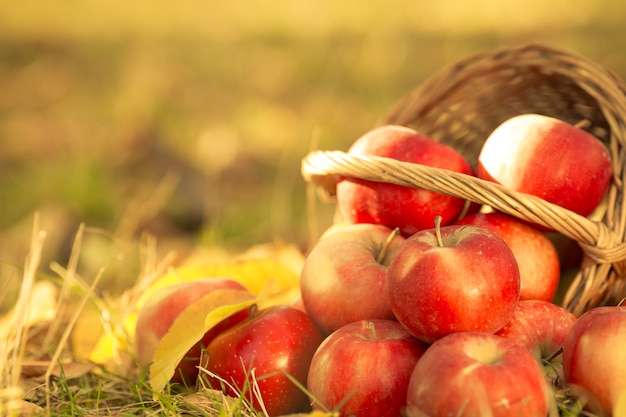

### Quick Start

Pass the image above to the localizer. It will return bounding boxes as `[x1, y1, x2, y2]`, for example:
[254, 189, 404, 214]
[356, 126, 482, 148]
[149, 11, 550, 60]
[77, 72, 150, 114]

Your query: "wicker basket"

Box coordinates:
[301, 43, 626, 317]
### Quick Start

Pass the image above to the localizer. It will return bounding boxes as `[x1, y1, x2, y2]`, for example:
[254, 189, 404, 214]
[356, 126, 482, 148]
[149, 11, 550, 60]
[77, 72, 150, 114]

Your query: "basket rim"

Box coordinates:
[380, 42, 626, 150]
[302, 149, 613, 249]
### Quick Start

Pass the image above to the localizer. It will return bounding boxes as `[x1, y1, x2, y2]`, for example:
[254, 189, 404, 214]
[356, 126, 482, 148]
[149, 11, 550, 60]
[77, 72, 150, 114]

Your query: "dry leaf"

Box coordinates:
[182, 389, 238, 412]
[149, 258, 300, 299]
[182, 389, 338, 417]
[21, 360, 94, 380]
[141, 242, 304, 304]
[7, 399, 44, 417]
[0, 280, 58, 340]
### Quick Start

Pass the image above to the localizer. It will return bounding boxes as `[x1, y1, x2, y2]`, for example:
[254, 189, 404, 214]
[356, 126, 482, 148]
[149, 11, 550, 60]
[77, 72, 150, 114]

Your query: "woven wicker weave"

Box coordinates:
[301, 43, 626, 316]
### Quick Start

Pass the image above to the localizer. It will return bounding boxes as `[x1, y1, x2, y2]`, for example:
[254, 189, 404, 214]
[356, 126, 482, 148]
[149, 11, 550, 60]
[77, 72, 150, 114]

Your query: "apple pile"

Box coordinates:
[134, 115, 624, 416]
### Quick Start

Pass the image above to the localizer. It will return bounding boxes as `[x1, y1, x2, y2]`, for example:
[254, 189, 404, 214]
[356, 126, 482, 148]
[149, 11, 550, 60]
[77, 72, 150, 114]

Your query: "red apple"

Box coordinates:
[336, 125, 474, 236]
[562, 305, 626, 415]
[200, 305, 325, 416]
[387, 219, 520, 343]
[135, 278, 251, 385]
[478, 114, 612, 220]
[307, 319, 428, 417]
[455, 212, 560, 302]
[496, 299, 575, 360]
[405, 331, 551, 417]
[300, 223, 405, 335]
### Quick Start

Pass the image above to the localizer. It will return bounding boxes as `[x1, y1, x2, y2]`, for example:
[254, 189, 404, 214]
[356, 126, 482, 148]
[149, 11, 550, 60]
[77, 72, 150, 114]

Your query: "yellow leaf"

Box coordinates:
[86, 318, 135, 367]
[134, 245, 302, 311]
[257, 285, 301, 310]
[615, 388, 626, 417]
[149, 288, 256, 394]
[162, 258, 300, 295]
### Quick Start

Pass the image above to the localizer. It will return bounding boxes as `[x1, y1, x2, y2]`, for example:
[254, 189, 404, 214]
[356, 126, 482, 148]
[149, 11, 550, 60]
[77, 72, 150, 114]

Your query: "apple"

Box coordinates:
[134, 278, 251, 385]
[454, 212, 560, 302]
[200, 305, 325, 416]
[336, 124, 474, 236]
[300, 223, 405, 335]
[562, 305, 626, 415]
[405, 331, 551, 417]
[478, 113, 612, 220]
[386, 217, 520, 343]
[496, 299, 575, 357]
[307, 319, 429, 417]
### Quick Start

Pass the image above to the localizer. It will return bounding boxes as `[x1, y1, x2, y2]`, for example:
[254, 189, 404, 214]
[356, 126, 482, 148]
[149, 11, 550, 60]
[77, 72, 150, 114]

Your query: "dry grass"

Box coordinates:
[0, 214, 259, 417]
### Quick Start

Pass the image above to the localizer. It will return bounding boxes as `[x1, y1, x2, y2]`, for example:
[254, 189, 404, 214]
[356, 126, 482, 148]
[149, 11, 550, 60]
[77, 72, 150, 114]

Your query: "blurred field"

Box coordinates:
[1, 0, 625, 298]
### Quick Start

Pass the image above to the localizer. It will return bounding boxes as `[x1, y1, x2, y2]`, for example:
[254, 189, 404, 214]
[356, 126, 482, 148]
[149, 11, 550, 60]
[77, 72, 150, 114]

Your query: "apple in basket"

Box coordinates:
[562, 304, 626, 416]
[477, 113, 612, 222]
[336, 125, 474, 236]
[454, 212, 560, 302]
[386, 217, 520, 344]
[300, 223, 405, 335]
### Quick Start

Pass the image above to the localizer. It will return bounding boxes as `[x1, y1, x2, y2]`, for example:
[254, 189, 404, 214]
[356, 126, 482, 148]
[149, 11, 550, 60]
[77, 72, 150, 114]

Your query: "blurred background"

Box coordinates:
[1, 0, 625, 299]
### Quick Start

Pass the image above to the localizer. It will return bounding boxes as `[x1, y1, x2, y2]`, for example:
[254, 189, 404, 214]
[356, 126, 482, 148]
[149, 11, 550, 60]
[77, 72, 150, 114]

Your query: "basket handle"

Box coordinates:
[302, 149, 626, 266]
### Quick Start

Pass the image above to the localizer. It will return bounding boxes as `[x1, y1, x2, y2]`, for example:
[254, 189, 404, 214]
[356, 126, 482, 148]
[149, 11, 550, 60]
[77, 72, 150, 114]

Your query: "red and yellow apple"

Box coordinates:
[562, 305, 626, 416]
[307, 319, 428, 417]
[300, 223, 405, 335]
[496, 299, 576, 360]
[455, 212, 560, 302]
[336, 125, 473, 236]
[200, 305, 325, 416]
[405, 331, 551, 417]
[478, 113, 612, 221]
[386, 219, 520, 343]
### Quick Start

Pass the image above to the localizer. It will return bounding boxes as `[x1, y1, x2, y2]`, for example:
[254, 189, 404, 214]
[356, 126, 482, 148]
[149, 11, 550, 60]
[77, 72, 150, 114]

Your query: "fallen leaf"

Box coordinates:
[20, 360, 94, 380]
[8, 400, 43, 417]
[141, 241, 304, 305]
[152, 257, 300, 298]
[0, 280, 58, 340]
[182, 388, 238, 412]
[149, 289, 256, 394]
[615, 389, 626, 417]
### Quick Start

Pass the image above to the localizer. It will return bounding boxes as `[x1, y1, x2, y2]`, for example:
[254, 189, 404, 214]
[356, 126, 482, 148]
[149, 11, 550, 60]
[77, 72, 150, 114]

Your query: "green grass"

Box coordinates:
[24, 367, 262, 417]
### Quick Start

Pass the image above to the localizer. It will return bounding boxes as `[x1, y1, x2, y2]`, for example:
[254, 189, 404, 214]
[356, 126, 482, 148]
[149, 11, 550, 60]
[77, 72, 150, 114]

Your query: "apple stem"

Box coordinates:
[366, 321, 377, 339]
[248, 303, 259, 318]
[376, 227, 401, 264]
[545, 346, 563, 362]
[434, 215, 444, 247]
